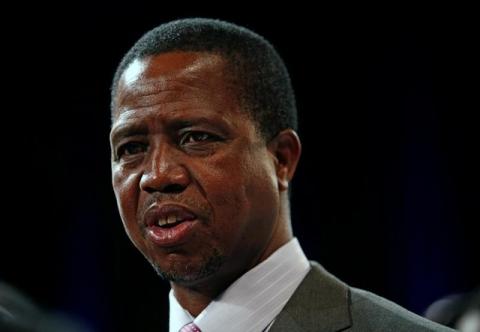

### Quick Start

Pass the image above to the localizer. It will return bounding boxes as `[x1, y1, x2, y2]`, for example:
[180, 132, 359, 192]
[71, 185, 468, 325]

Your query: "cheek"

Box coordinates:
[112, 167, 142, 227]
[202, 156, 251, 206]
[199, 152, 278, 242]
[245, 157, 279, 221]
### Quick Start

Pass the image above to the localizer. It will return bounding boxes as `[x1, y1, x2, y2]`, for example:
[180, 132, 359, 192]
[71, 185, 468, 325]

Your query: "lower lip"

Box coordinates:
[145, 220, 197, 247]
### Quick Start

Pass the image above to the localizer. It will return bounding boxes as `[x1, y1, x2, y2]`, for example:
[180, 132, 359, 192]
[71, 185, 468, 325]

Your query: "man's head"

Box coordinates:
[110, 18, 301, 291]
[111, 18, 297, 140]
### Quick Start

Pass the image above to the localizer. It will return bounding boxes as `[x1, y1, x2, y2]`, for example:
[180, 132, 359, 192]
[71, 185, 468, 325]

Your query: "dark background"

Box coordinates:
[1, 6, 478, 332]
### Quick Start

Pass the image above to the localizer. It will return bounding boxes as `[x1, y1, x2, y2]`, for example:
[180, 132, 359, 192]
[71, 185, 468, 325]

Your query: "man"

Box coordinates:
[110, 18, 453, 332]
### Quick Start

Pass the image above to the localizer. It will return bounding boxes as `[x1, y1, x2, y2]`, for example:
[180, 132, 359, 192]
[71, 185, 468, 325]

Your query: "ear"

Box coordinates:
[267, 129, 302, 192]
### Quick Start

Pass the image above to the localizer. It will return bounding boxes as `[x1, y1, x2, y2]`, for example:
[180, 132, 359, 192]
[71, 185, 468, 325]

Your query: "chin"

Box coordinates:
[151, 248, 225, 284]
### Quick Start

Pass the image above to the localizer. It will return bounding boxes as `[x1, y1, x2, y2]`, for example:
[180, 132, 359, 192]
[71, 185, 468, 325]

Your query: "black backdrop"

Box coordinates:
[1, 6, 478, 332]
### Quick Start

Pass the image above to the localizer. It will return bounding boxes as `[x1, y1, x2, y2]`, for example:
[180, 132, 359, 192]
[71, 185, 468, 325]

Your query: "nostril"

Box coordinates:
[139, 164, 191, 194]
[162, 183, 186, 194]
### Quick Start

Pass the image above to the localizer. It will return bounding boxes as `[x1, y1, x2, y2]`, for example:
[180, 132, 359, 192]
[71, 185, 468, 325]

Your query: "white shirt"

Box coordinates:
[169, 238, 311, 332]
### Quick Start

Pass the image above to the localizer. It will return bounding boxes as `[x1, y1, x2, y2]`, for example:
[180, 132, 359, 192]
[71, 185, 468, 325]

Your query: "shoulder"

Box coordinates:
[284, 262, 455, 332]
[349, 285, 454, 331]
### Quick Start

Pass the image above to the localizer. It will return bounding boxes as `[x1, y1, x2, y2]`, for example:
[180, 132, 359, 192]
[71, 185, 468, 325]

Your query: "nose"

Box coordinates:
[139, 144, 191, 194]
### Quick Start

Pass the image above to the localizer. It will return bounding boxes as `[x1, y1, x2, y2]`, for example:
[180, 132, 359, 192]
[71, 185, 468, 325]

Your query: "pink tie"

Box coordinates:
[179, 322, 201, 332]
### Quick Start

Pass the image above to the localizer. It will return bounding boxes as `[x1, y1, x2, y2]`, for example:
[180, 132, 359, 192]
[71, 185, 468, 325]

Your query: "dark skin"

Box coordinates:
[110, 52, 301, 316]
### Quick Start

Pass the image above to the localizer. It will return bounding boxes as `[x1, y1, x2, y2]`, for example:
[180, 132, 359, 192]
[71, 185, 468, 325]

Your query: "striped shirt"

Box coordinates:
[169, 238, 311, 332]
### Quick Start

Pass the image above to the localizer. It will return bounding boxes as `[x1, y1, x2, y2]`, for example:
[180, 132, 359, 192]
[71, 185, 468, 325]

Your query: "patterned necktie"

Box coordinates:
[179, 322, 201, 332]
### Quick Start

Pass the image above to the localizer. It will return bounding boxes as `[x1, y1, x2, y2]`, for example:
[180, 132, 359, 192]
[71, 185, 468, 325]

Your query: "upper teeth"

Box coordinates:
[157, 214, 181, 226]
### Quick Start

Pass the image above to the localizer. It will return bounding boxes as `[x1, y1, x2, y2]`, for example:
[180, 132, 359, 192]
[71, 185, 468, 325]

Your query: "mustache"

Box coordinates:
[138, 192, 212, 221]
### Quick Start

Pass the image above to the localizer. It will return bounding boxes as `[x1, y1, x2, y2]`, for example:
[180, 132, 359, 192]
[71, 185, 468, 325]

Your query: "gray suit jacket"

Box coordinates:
[270, 262, 455, 332]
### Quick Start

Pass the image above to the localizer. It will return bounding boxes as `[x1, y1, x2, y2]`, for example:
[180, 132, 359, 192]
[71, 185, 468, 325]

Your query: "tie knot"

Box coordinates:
[179, 322, 201, 332]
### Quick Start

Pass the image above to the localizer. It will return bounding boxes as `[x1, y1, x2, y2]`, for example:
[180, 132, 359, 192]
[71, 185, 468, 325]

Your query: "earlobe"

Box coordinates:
[268, 129, 302, 192]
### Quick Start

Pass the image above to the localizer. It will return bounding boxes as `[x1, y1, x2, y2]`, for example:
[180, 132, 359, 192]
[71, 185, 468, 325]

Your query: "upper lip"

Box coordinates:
[144, 203, 197, 227]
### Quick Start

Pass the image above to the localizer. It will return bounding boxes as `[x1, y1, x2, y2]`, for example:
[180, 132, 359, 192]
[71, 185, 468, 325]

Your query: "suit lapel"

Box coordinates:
[270, 261, 352, 332]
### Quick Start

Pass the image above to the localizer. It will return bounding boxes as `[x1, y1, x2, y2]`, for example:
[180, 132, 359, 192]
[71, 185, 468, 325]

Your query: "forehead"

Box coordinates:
[123, 51, 226, 84]
[113, 52, 236, 118]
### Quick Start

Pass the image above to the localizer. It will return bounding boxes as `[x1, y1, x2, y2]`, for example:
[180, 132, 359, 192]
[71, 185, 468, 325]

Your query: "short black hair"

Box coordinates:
[111, 18, 297, 140]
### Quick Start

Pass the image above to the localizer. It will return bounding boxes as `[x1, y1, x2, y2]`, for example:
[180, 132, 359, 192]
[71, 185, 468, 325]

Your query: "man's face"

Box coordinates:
[110, 52, 283, 286]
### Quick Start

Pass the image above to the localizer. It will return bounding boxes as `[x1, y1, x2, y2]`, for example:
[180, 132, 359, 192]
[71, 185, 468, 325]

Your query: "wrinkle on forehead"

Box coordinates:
[117, 80, 202, 112]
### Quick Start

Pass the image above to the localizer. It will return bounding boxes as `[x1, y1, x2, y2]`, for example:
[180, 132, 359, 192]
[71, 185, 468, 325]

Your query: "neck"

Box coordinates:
[171, 284, 219, 317]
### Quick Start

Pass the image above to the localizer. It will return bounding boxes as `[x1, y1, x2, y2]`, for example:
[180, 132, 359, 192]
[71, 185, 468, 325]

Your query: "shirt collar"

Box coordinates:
[169, 290, 194, 332]
[169, 238, 310, 332]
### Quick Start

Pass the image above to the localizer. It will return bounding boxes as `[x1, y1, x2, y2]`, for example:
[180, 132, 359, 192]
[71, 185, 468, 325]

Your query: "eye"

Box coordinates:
[179, 131, 219, 146]
[116, 142, 147, 159]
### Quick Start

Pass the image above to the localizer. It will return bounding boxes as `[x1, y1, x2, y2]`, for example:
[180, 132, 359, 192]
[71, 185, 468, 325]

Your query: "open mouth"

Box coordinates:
[156, 214, 194, 228]
[144, 204, 198, 246]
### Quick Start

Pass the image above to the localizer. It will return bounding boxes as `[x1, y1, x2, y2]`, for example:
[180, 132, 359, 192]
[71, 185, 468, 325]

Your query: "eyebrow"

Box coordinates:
[110, 115, 233, 145]
[170, 116, 233, 137]
[110, 122, 149, 145]
[170, 116, 227, 129]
